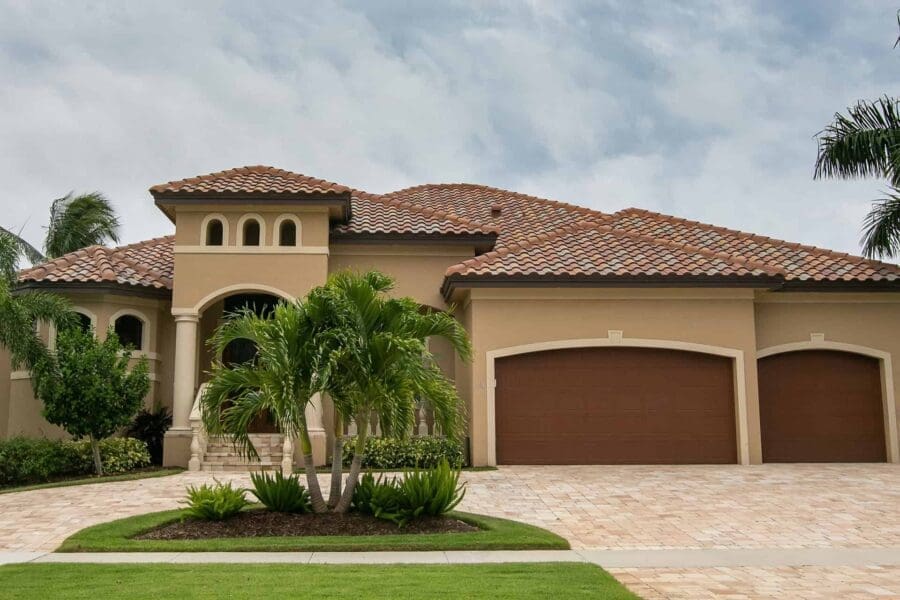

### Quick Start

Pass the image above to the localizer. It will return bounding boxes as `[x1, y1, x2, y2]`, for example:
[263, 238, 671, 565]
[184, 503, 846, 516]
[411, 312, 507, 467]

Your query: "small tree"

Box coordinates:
[40, 327, 150, 475]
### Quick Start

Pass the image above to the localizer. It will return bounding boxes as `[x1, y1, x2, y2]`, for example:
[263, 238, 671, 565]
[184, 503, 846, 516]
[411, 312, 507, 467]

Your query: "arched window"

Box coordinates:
[278, 220, 297, 246]
[243, 219, 261, 246]
[114, 314, 144, 350]
[206, 219, 224, 246]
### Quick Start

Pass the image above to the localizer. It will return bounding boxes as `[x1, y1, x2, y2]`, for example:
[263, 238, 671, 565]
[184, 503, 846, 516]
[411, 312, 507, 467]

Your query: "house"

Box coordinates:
[2, 165, 899, 469]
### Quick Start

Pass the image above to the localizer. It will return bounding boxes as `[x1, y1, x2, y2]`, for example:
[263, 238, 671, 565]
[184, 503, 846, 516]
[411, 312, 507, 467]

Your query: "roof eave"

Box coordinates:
[440, 273, 786, 301]
[13, 280, 173, 299]
[152, 191, 352, 224]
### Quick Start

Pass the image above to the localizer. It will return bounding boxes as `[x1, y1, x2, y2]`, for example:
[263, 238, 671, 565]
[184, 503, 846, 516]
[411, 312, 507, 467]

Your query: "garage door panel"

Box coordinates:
[495, 347, 737, 464]
[758, 350, 885, 463]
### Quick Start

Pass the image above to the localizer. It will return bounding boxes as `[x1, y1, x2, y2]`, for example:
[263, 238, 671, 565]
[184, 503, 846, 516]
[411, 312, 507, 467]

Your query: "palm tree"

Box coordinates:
[815, 96, 900, 258]
[313, 271, 470, 513]
[2, 192, 120, 268]
[0, 239, 72, 383]
[201, 301, 330, 513]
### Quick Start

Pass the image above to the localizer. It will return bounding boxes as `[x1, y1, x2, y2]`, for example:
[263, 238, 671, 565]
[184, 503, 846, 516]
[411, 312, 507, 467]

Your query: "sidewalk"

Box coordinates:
[5, 547, 900, 567]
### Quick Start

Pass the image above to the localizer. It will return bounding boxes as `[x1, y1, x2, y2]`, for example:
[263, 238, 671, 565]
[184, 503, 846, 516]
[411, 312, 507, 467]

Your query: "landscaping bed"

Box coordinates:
[136, 510, 477, 540]
[59, 509, 568, 552]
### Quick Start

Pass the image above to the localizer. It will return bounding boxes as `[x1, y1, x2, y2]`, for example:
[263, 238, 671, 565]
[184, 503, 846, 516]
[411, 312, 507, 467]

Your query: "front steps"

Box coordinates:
[200, 434, 287, 472]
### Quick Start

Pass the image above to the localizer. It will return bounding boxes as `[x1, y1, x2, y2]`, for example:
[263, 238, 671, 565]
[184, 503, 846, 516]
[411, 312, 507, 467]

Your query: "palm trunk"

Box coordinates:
[334, 420, 367, 513]
[298, 427, 327, 513]
[89, 434, 103, 476]
[327, 415, 343, 509]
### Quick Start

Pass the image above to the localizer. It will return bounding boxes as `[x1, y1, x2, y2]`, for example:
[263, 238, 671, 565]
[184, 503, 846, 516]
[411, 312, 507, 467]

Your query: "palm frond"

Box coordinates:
[44, 192, 121, 258]
[861, 188, 900, 259]
[0, 225, 45, 266]
[814, 96, 900, 186]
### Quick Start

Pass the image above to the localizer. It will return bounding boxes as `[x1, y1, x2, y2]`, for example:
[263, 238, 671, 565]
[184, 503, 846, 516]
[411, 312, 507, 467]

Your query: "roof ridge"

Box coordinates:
[358, 191, 499, 235]
[617, 207, 899, 270]
[150, 166, 353, 195]
[385, 182, 612, 223]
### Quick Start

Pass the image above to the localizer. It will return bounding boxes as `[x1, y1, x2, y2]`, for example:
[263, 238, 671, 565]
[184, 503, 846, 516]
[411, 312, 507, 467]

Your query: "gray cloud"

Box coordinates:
[1, 0, 897, 257]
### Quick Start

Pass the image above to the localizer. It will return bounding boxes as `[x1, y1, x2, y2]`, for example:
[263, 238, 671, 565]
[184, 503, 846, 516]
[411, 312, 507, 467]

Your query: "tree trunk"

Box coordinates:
[327, 415, 343, 509]
[89, 434, 103, 476]
[298, 427, 327, 513]
[334, 423, 367, 513]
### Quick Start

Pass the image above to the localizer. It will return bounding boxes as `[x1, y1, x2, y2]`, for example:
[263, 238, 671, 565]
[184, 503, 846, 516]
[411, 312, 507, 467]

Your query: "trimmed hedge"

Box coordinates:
[342, 435, 465, 469]
[0, 437, 151, 486]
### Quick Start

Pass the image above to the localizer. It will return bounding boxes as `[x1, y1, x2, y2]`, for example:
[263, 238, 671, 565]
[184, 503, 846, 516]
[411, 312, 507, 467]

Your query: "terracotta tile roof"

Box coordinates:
[150, 165, 352, 197]
[18, 236, 173, 291]
[446, 222, 782, 280]
[333, 191, 498, 237]
[378, 184, 608, 248]
[609, 208, 900, 283]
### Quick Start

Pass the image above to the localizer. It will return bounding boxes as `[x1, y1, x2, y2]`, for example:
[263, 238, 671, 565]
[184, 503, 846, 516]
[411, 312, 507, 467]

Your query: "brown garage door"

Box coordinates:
[758, 350, 885, 463]
[494, 347, 737, 464]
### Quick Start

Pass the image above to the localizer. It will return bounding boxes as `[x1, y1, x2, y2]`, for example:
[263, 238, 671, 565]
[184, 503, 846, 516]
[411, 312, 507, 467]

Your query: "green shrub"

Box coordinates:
[0, 437, 81, 486]
[70, 438, 151, 475]
[342, 436, 464, 469]
[249, 471, 312, 513]
[352, 460, 466, 526]
[127, 406, 172, 465]
[0, 436, 151, 486]
[183, 480, 249, 521]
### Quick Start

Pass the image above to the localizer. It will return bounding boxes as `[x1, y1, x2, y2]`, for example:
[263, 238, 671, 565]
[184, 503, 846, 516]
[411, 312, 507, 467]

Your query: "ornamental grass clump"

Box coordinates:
[351, 460, 466, 527]
[249, 471, 312, 514]
[183, 481, 249, 521]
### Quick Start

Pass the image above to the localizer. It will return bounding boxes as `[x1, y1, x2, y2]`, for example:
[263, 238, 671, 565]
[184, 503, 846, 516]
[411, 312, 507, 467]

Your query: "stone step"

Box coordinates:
[200, 462, 284, 473]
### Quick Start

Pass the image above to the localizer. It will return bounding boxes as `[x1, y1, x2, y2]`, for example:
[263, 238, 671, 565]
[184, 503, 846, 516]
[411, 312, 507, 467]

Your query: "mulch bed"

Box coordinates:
[135, 510, 478, 540]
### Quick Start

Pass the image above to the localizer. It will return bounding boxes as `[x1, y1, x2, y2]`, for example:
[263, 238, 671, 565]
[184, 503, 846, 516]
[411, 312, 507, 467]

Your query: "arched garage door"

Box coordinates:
[758, 350, 886, 462]
[494, 347, 737, 464]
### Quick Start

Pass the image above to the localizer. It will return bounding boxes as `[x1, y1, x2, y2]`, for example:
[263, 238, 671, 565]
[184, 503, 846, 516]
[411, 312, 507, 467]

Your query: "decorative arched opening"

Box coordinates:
[206, 219, 224, 246]
[242, 219, 261, 246]
[113, 314, 145, 350]
[278, 220, 297, 246]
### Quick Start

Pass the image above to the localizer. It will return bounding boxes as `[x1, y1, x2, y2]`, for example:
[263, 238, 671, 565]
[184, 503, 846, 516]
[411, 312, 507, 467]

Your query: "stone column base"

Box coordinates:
[163, 428, 192, 468]
[293, 429, 327, 467]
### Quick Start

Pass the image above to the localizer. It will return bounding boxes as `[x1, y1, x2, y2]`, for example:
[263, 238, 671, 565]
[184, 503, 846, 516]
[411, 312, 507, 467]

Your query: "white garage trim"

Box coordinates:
[485, 336, 750, 466]
[758, 340, 899, 464]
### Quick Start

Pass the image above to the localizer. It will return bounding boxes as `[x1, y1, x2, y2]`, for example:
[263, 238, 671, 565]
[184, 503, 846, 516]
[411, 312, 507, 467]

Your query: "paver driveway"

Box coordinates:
[2, 464, 899, 598]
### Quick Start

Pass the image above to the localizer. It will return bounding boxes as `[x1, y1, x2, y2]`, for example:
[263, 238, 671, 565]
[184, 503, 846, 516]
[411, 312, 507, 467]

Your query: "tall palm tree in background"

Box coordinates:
[0, 191, 120, 271]
[815, 96, 900, 259]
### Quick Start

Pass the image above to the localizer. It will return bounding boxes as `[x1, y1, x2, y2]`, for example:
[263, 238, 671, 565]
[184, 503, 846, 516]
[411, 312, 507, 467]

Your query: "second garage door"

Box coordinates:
[494, 347, 737, 464]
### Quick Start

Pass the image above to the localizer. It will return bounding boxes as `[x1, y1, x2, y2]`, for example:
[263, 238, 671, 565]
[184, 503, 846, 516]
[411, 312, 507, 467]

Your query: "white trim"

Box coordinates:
[109, 308, 152, 353]
[236, 213, 266, 247]
[200, 213, 229, 247]
[273, 214, 302, 247]
[183, 283, 297, 314]
[485, 336, 751, 466]
[72, 306, 98, 330]
[10, 370, 30, 380]
[757, 340, 899, 463]
[173, 245, 328, 255]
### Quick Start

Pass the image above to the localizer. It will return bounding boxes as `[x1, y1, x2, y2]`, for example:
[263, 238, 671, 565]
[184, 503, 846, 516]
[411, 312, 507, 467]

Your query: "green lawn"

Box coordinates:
[0, 563, 639, 599]
[59, 510, 568, 552]
[0, 468, 184, 495]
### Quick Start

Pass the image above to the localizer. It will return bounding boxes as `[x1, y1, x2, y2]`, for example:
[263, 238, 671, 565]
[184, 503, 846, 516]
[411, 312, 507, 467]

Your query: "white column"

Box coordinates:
[171, 314, 200, 430]
[305, 392, 327, 466]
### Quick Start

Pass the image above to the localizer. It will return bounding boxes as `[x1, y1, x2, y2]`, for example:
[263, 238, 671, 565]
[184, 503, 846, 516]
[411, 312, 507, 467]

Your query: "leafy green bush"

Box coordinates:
[342, 435, 464, 469]
[70, 437, 151, 475]
[249, 471, 312, 513]
[127, 406, 172, 465]
[351, 460, 466, 526]
[0, 437, 81, 486]
[183, 480, 249, 521]
[0, 436, 151, 486]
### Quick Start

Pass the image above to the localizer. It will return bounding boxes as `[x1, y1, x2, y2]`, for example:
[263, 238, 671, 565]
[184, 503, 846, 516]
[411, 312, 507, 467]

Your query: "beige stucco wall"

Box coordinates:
[460, 287, 763, 466]
[329, 244, 475, 310]
[0, 347, 10, 438]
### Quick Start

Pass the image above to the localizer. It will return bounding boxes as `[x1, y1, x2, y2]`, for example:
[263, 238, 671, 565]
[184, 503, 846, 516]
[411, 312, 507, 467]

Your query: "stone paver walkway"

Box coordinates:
[1, 464, 899, 598]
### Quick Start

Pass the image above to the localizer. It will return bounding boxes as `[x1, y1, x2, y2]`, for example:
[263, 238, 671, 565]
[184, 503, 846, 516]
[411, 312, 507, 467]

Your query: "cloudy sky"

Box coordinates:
[2, 1, 898, 256]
